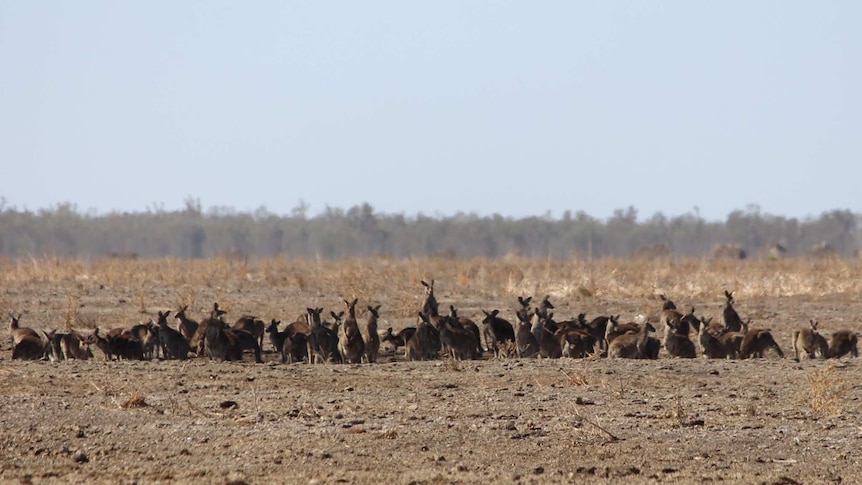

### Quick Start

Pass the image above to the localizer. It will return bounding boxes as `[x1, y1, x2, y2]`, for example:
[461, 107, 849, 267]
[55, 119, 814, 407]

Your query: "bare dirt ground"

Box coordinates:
[1, 258, 861, 484]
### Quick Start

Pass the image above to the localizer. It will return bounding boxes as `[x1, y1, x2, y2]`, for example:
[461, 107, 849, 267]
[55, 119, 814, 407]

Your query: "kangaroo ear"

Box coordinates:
[421, 280, 429, 287]
[492, 309, 500, 317]
[352, 298, 358, 306]
[367, 306, 374, 312]
[375, 304, 381, 311]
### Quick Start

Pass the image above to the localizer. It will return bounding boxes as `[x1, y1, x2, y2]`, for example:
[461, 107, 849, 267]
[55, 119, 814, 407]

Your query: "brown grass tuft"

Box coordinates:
[121, 391, 149, 409]
[807, 365, 848, 417]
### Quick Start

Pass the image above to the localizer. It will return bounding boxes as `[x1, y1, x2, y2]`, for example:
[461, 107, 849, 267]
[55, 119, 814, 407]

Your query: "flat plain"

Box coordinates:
[1, 256, 860, 484]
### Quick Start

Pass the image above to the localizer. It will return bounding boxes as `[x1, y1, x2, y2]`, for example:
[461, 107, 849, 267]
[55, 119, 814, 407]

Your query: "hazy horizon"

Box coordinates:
[2, 2, 859, 222]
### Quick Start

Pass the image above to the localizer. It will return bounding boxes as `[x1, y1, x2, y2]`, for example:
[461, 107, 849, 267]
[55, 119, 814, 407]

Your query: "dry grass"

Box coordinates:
[807, 365, 849, 417]
[121, 391, 149, 409]
[2, 255, 862, 332]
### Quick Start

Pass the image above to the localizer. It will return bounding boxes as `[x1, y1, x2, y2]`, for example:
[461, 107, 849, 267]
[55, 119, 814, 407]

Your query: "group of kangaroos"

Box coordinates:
[7, 281, 860, 364]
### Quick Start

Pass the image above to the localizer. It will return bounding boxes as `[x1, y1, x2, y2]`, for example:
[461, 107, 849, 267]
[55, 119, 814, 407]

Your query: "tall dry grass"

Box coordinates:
[1, 255, 860, 331]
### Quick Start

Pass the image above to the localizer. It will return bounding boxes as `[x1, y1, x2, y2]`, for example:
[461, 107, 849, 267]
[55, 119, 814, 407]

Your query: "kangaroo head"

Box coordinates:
[724, 290, 734, 304]
[517, 296, 532, 309]
[421, 279, 434, 294]
[659, 295, 676, 311]
[809, 319, 818, 331]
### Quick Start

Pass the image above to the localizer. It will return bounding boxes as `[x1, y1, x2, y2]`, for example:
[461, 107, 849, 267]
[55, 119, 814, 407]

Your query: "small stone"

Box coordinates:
[73, 450, 89, 463]
[534, 466, 544, 475]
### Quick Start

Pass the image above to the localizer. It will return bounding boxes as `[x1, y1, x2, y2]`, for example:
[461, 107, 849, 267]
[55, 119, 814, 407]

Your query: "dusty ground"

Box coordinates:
[1, 261, 861, 484]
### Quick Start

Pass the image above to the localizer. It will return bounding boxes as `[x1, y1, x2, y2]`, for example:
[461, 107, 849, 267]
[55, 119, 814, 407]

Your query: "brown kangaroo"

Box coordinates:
[663, 320, 697, 358]
[827, 330, 859, 359]
[406, 312, 437, 361]
[608, 322, 656, 359]
[12, 333, 48, 360]
[515, 309, 540, 358]
[420, 280, 438, 317]
[382, 327, 416, 355]
[232, 315, 266, 349]
[156, 310, 190, 360]
[175, 305, 200, 344]
[722, 290, 744, 332]
[481, 310, 516, 358]
[339, 299, 365, 364]
[9, 313, 40, 347]
[739, 325, 784, 359]
[46, 330, 93, 360]
[365, 305, 382, 363]
[792, 320, 828, 360]
[699, 318, 733, 359]
[430, 314, 478, 360]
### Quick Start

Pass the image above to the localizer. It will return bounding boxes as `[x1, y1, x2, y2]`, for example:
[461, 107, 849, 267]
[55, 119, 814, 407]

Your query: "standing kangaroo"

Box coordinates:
[792, 320, 828, 360]
[175, 305, 200, 343]
[722, 290, 744, 332]
[156, 310, 190, 360]
[365, 305, 381, 363]
[421, 280, 438, 317]
[339, 299, 365, 364]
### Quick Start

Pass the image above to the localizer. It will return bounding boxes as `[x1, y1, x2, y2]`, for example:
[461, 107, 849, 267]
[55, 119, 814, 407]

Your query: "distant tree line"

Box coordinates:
[0, 199, 858, 260]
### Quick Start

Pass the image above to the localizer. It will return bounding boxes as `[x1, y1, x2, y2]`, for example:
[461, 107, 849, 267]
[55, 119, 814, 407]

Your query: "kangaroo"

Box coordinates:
[574, 314, 610, 355]
[232, 315, 266, 349]
[663, 320, 697, 358]
[430, 314, 478, 360]
[659, 294, 677, 311]
[557, 323, 596, 359]
[266, 319, 306, 363]
[722, 290, 744, 332]
[9, 313, 40, 347]
[365, 305, 382, 363]
[532, 311, 562, 358]
[225, 327, 263, 363]
[515, 309, 540, 358]
[306, 308, 341, 363]
[659, 296, 684, 336]
[420, 280, 438, 317]
[156, 310, 190, 360]
[827, 330, 859, 359]
[604, 315, 638, 345]
[449, 305, 483, 358]
[12, 333, 48, 360]
[382, 327, 416, 355]
[481, 309, 516, 358]
[48, 330, 93, 360]
[739, 326, 784, 359]
[107, 332, 145, 360]
[676, 308, 702, 337]
[266, 319, 288, 359]
[406, 312, 437, 361]
[205, 311, 234, 361]
[175, 305, 200, 344]
[339, 299, 365, 364]
[608, 322, 656, 359]
[86, 328, 113, 361]
[792, 320, 828, 360]
[537, 295, 555, 320]
[699, 317, 732, 359]
[129, 320, 159, 360]
[192, 303, 227, 357]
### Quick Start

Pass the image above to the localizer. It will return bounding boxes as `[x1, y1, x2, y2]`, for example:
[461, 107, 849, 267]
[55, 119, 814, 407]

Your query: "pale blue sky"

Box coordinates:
[1, 1, 859, 221]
